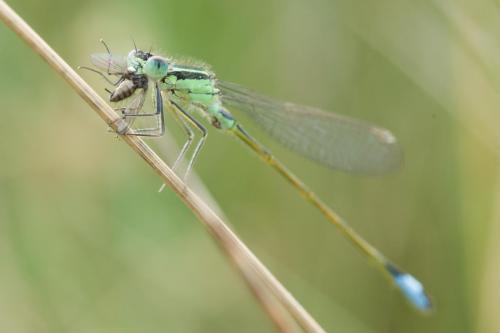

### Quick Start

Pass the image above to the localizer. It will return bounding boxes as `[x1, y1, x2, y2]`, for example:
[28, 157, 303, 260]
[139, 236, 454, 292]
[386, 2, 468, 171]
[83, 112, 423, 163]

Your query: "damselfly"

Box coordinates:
[82, 40, 432, 312]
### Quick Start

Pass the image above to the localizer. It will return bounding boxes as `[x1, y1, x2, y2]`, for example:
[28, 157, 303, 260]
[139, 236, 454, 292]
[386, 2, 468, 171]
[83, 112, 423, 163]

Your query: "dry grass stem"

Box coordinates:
[0, 1, 326, 332]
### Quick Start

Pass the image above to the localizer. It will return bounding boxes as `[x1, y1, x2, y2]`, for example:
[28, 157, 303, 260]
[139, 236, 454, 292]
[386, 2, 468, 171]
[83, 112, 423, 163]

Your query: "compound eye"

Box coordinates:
[144, 56, 168, 80]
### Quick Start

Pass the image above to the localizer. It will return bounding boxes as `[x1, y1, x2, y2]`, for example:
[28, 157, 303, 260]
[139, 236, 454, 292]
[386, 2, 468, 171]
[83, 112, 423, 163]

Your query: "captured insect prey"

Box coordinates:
[82, 39, 432, 312]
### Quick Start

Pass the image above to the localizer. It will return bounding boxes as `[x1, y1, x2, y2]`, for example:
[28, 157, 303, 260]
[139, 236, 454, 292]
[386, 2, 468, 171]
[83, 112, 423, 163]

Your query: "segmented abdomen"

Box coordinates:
[110, 80, 136, 102]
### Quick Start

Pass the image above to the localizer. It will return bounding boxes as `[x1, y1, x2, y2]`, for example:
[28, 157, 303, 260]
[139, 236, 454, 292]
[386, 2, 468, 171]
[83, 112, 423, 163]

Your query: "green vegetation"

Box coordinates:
[0, 0, 495, 332]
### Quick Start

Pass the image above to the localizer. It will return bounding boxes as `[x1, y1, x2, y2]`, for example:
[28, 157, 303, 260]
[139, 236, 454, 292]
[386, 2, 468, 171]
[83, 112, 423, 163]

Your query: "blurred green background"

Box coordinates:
[0, 0, 498, 332]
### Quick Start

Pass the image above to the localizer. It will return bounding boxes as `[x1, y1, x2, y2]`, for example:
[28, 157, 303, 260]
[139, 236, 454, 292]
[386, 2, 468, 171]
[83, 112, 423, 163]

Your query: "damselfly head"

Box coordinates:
[125, 48, 169, 80]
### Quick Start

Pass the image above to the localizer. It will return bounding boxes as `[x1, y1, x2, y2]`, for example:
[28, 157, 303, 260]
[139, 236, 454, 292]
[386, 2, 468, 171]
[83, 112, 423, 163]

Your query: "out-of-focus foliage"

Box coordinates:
[0, 0, 497, 332]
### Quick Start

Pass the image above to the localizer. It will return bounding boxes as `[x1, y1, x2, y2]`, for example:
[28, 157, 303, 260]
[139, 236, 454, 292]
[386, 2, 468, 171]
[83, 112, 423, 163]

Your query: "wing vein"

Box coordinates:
[219, 81, 402, 174]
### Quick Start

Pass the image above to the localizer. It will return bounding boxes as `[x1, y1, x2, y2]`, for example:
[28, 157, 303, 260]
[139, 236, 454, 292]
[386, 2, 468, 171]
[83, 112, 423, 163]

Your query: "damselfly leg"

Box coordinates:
[170, 99, 208, 180]
[123, 83, 165, 137]
[170, 108, 195, 171]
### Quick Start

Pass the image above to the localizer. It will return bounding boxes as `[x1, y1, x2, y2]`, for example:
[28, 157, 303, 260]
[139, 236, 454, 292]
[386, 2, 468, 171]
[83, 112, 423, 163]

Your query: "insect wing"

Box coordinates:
[90, 53, 127, 75]
[219, 81, 402, 174]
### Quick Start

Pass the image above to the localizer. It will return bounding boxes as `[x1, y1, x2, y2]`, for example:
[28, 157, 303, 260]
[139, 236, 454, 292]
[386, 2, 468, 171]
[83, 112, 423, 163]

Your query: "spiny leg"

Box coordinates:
[125, 83, 165, 137]
[158, 105, 195, 191]
[115, 96, 145, 119]
[170, 100, 207, 181]
[171, 109, 195, 171]
[111, 88, 146, 132]
[157, 110, 195, 192]
[118, 107, 158, 117]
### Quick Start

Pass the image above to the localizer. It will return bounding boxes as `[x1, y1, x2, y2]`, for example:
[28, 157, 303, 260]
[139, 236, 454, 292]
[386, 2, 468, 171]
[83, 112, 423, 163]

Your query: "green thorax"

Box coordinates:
[160, 63, 236, 130]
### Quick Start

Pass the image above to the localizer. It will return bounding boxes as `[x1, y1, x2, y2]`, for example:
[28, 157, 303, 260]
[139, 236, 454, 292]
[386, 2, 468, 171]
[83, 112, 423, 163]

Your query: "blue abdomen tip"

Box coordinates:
[386, 263, 433, 312]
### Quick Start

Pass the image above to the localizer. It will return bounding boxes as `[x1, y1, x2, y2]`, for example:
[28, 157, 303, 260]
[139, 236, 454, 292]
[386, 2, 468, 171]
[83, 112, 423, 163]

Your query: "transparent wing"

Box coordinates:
[90, 53, 127, 74]
[120, 88, 147, 128]
[219, 81, 402, 174]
